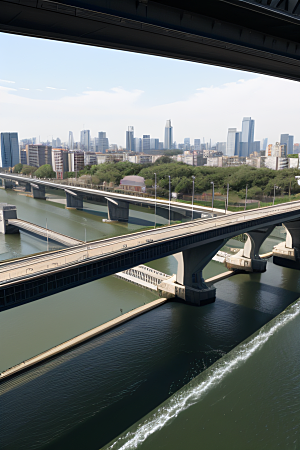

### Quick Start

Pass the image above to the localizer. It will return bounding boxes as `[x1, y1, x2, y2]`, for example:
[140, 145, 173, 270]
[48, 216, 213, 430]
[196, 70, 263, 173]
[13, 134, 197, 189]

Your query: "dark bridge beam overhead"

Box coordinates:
[2, 1, 300, 80]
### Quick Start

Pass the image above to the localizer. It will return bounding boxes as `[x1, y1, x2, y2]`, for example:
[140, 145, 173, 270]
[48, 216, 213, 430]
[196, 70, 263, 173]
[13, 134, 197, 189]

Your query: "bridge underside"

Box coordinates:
[1, 0, 300, 80]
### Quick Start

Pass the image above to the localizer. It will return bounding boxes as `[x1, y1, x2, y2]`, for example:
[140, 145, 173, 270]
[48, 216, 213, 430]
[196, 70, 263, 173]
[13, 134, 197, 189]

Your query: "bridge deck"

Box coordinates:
[8, 219, 82, 247]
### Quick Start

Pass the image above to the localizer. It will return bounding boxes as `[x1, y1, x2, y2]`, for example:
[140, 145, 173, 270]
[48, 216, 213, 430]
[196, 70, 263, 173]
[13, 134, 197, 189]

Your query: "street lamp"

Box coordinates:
[226, 183, 229, 214]
[273, 185, 279, 205]
[244, 184, 248, 211]
[192, 176, 195, 220]
[154, 172, 157, 228]
[211, 181, 214, 212]
[168, 175, 171, 225]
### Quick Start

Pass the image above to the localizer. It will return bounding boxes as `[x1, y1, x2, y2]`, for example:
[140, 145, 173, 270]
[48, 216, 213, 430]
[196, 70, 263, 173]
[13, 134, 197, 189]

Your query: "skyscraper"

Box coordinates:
[260, 138, 268, 151]
[235, 132, 242, 156]
[281, 134, 295, 154]
[194, 139, 201, 151]
[134, 138, 142, 153]
[164, 120, 173, 149]
[227, 128, 237, 156]
[184, 138, 190, 150]
[0, 132, 19, 168]
[80, 130, 90, 151]
[126, 126, 135, 152]
[142, 135, 151, 152]
[69, 131, 74, 150]
[98, 132, 109, 153]
[241, 117, 255, 156]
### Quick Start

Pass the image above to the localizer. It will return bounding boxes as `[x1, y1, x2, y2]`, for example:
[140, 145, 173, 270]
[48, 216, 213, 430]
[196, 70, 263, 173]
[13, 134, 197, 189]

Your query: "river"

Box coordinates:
[0, 188, 299, 450]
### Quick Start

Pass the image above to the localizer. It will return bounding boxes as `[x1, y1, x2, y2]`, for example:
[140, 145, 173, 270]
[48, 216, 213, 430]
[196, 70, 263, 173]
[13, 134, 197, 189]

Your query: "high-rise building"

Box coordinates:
[241, 117, 255, 156]
[183, 138, 190, 151]
[98, 132, 109, 153]
[52, 148, 68, 179]
[280, 134, 294, 154]
[25, 145, 52, 167]
[134, 138, 142, 153]
[194, 139, 201, 151]
[68, 151, 84, 173]
[0, 132, 19, 168]
[150, 138, 159, 150]
[164, 120, 173, 149]
[126, 126, 135, 152]
[260, 138, 268, 151]
[69, 131, 74, 150]
[227, 128, 237, 156]
[216, 142, 226, 154]
[142, 135, 151, 152]
[235, 132, 242, 156]
[80, 130, 90, 151]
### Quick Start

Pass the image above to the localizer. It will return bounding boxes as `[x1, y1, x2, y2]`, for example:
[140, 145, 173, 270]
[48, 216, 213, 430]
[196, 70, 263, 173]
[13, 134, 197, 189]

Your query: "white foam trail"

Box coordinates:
[107, 300, 300, 450]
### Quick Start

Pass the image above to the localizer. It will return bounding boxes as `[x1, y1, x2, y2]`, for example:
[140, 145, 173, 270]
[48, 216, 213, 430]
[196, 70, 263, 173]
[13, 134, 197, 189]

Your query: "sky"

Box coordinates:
[0, 31, 300, 147]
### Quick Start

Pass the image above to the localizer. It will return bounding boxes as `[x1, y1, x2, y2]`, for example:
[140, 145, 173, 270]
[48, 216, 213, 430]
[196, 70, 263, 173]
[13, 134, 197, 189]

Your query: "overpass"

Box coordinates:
[0, 173, 221, 221]
[2, 0, 300, 80]
[0, 200, 300, 311]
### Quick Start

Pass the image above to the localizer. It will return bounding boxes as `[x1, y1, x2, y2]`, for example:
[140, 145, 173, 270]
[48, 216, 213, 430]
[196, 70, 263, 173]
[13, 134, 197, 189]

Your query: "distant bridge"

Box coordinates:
[2, 0, 300, 80]
[0, 200, 300, 311]
[0, 173, 220, 222]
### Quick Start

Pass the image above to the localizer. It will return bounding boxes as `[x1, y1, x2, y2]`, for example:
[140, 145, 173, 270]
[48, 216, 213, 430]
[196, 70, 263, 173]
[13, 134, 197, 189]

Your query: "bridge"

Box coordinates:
[0, 173, 219, 222]
[0, 201, 300, 311]
[1, 0, 300, 80]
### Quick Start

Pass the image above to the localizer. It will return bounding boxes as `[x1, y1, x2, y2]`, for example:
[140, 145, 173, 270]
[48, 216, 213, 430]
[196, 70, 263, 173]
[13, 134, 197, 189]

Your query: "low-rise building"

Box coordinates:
[119, 175, 145, 192]
[52, 148, 68, 179]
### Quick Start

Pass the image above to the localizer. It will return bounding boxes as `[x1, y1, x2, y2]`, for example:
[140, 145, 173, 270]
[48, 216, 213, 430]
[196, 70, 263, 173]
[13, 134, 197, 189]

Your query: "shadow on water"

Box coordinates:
[1, 260, 300, 450]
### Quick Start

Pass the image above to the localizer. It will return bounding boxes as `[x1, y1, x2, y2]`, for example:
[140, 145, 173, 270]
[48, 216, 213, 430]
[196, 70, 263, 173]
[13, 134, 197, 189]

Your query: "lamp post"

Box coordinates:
[168, 175, 171, 225]
[154, 172, 157, 228]
[244, 184, 248, 211]
[192, 176, 195, 220]
[211, 181, 214, 212]
[273, 185, 278, 205]
[226, 183, 229, 214]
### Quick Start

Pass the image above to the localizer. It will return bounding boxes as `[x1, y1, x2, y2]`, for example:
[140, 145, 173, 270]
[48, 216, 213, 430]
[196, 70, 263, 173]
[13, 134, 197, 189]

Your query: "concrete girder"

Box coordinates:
[273, 219, 300, 269]
[225, 226, 275, 272]
[174, 239, 226, 306]
[106, 198, 129, 222]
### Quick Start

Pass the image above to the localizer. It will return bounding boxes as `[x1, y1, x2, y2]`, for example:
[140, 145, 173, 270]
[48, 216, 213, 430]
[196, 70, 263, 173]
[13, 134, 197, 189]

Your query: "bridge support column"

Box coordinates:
[0, 204, 19, 234]
[159, 240, 226, 306]
[107, 198, 129, 222]
[273, 220, 300, 269]
[24, 182, 31, 192]
[3, 179, 14, 190]
[65, 190, 83, 209]
[225, 226, 275, 272]
[31, 184, 46, 200]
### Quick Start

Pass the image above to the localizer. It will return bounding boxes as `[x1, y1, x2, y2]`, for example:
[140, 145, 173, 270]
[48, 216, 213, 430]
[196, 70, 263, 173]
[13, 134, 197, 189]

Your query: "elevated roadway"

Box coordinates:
[2, 0, 300, 80]
[1, 200, 300, 310]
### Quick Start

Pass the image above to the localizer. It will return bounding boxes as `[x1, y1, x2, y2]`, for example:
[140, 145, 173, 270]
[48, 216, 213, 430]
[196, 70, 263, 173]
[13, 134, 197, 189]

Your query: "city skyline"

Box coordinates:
[1, 33, 300, 146]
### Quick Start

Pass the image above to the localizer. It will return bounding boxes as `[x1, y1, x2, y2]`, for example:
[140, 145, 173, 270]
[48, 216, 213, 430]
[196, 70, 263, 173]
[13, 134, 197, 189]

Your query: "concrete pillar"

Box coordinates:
[3, 179, 14, 190]
[273, 220, 300, 269]
[173, 239, 226, 306]
[225, 226, 275, 272]
[65, 189, 83, 209]
[0, 204, 19, 234]
[107, 198, 129, 222]
[25, 182, 31, 192]
[31, 183, 46, 200]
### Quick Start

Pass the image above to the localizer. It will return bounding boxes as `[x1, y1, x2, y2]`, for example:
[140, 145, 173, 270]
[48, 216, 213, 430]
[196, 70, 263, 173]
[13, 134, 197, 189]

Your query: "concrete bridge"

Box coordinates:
[0, 201, 300, 311]
[0, 173, 219, 222]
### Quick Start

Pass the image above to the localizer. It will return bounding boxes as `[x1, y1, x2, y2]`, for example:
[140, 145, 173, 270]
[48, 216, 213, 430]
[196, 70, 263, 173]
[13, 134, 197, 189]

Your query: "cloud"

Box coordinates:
[0, 79, 15, 84]
[19, 88, 30, 91]
[1, 77, 300, 146]
[46, 86, 66, 91]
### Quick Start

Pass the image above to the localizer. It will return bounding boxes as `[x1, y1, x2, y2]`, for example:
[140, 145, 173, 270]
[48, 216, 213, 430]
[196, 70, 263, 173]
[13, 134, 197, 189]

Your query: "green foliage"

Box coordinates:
[34, 164, 56, 178]
[21, 165, 37, 175]
[163, 149, 183, 156]
[288, 154, 298, 158]
[13, 163, 23, 173]
[65, 172, 75, 178]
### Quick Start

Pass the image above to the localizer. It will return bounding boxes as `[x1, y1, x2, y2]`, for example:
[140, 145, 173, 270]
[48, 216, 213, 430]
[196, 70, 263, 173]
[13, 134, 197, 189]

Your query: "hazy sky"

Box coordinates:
[1, 32, 299, 146]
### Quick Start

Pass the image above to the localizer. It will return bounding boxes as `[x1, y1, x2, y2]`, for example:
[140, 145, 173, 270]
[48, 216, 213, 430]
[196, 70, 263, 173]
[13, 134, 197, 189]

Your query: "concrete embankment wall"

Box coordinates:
[0, 298, 168, 381]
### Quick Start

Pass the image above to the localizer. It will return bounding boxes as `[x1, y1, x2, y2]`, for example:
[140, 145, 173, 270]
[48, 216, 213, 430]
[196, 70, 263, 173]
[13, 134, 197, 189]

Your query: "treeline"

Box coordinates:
[13, 163, 55, 178]
[73, 157, 300, 198]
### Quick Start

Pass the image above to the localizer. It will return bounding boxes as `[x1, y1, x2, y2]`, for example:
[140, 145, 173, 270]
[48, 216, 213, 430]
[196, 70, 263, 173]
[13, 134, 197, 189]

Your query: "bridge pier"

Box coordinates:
[0, 204, 19, 234]
[225, 226, 275, 272]
[273, 220, 300, 269]
[2, 179, 14, 190]
[107, 198, 129, 222]
[24, 182, 31, 192]
[158, 240, 226, 306]
[65, 189, 83, 209]
[31, 183, 46, 200]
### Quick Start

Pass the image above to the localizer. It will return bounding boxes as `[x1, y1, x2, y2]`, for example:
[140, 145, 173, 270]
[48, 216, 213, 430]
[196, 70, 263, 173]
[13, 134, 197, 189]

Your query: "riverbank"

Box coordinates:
[0, 297, 168, 381]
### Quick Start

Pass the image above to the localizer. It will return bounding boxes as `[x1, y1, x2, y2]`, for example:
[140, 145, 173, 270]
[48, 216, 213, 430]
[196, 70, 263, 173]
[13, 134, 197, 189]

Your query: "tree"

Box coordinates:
[21, 165, 37, 175]
[13, 163, 23, 173]
[34, 164, 55, 178]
